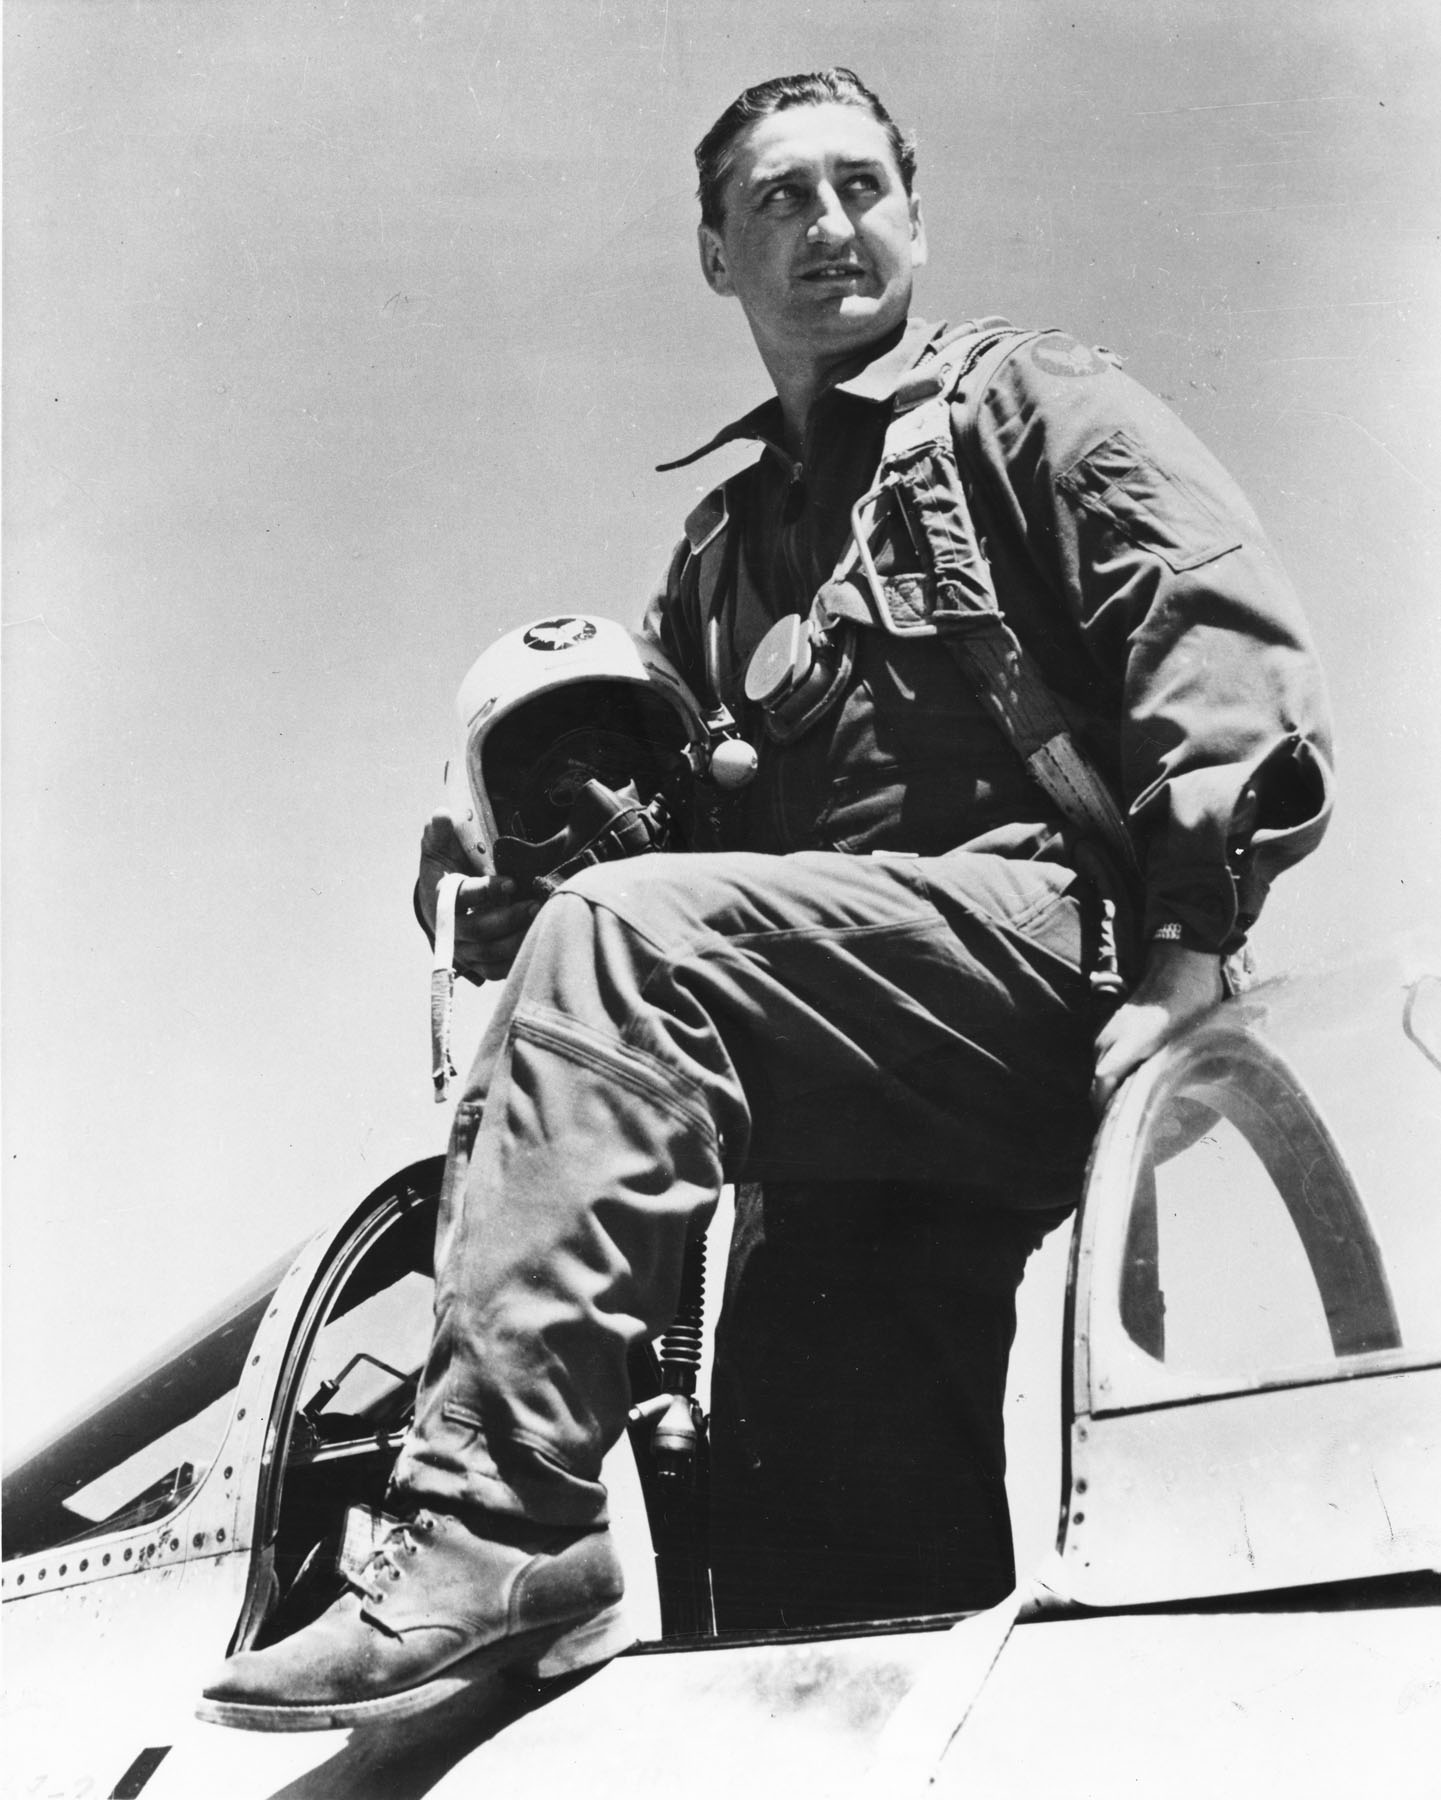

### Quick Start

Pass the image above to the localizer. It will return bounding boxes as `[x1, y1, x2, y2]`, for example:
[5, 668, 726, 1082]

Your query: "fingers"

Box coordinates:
[1090, 1004, 1166, 1114]
[454, 924, 532, 983]
[452, 876, 543, 983]
[452, 875, 535, 936]
[419, 810, 470, 866]
[1090, 946, 1225, 1114]
[416, 817, 543, 981]
[627, 1393, 673, 1428]
[417, 815, 482, 939]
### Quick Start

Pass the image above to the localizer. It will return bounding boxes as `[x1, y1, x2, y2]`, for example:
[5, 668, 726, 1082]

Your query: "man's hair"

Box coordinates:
[695, 68, 917, 231]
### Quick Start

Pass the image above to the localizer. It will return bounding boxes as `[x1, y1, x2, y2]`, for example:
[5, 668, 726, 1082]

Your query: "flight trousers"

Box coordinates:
[390, 847, 1098, 1534]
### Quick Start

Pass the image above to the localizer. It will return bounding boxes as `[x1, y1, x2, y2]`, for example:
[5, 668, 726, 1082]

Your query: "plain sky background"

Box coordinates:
[5, 0, 1439, 1568]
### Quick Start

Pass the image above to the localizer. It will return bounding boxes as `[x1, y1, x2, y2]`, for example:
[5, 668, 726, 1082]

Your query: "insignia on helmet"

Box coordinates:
[523, 617, 599, 652]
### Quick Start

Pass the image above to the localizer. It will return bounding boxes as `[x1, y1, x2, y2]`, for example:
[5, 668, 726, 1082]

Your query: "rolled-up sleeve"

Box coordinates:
[970, 335, 1334, 953]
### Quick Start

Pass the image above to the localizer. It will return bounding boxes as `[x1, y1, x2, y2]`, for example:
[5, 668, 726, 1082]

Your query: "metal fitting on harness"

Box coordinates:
[740, 472, 908, 747]
[1072, 838, 1140, 1009]
[694, 704, 760, 790]
[691, 324, 1138, 874]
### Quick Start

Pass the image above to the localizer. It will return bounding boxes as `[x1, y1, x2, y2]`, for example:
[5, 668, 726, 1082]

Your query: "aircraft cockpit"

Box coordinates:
[4, 943, 1439, 1798]
[2, 1249, 295, 1570]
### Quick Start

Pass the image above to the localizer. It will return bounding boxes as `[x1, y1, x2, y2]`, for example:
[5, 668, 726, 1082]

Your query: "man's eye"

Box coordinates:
[762, 184, 802, 208]
[845, 173, 881, 196]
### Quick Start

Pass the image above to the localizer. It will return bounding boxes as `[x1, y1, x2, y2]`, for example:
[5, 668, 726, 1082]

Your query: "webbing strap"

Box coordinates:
[684, 323, 1137, 874]
[1027, 733, 1137, 874]
[430, 872, 465, 1102]
[859, 332, 1139, 874]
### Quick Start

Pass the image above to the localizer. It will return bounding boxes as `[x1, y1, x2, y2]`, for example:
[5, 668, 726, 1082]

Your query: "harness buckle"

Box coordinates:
[847, 473, 906, 621]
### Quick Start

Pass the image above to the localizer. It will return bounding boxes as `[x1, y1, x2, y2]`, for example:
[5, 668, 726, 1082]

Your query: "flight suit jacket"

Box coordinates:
[644, 316, 1334, 955]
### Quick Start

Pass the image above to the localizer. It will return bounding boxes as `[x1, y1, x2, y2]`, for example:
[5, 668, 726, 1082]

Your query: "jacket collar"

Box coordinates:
[656, 316, 951, 473]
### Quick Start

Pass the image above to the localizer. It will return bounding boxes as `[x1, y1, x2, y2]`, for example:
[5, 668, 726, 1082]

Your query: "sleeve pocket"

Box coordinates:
[1058, 428, 1243, 573]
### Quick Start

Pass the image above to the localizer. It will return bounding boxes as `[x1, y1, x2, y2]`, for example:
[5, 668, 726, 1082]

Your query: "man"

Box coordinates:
[201, 68, 1331, 1727]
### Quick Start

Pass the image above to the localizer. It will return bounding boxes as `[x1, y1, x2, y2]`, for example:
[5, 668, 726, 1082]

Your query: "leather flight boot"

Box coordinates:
[196, 1509, 632, 1731]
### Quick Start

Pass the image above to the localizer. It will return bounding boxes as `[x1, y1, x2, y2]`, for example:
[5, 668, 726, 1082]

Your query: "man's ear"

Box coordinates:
[698, 222, 735, 297]
[909, 192, 929, 269]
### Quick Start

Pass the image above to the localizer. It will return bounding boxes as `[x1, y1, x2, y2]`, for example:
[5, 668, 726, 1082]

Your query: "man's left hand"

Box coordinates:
[1091, 942, 1224, 1114]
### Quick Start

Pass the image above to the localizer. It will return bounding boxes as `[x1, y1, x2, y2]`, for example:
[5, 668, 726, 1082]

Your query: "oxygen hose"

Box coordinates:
[653, 1228, 708, 1484]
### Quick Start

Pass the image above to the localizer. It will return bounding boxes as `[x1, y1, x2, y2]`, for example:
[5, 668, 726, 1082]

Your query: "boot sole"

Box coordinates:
[194, 1602, 635, 1734]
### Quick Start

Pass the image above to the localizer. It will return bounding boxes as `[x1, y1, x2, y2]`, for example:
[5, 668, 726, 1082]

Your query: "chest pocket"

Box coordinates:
[806, 631, 1051, 856]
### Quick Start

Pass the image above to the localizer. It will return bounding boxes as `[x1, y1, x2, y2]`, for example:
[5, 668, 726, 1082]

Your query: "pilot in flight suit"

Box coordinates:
[642, 296, 1334, 1624]
[200, 66, 1332, 1728]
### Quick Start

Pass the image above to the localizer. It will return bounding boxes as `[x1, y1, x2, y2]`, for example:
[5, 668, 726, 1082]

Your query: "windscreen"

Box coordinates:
[1105, 941, 1441, 1406]
[3, 1248, 296, 1560]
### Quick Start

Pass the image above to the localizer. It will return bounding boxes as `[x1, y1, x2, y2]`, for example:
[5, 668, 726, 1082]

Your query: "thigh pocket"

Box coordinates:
[922, 853, 1086, 978]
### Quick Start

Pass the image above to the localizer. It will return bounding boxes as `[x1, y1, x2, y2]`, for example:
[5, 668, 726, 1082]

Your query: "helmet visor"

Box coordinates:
[476, 680, 691, 845]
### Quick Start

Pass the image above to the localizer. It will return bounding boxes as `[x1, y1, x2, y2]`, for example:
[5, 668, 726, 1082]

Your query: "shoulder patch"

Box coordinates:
[1031, 335, 1106, 379]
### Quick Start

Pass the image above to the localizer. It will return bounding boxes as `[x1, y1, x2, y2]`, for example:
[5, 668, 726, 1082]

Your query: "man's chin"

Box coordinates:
[749, 287, 912, 370]
[807, 290, 905, 336]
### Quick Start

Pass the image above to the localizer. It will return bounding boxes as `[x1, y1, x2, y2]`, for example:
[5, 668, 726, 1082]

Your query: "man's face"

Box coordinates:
[698, 102, 926, 366]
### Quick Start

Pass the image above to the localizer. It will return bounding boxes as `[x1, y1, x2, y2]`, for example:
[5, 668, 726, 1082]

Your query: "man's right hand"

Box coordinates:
[1090, 941, 1224, 1114]
[417, 813, 541, 984]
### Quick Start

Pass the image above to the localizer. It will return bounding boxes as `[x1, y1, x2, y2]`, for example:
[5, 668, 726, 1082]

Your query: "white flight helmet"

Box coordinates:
[444, 613, 706, 877]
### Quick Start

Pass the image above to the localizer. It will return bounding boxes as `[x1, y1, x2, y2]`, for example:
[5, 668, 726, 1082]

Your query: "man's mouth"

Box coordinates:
[799, 262, 866, 284]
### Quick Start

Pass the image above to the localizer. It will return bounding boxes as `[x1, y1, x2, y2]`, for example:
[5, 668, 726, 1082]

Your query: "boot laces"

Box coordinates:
[350, 1511, 436, 1606]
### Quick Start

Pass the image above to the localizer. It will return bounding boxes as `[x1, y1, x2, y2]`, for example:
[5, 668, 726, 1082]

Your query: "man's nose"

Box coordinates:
[806, 184, 856, 244]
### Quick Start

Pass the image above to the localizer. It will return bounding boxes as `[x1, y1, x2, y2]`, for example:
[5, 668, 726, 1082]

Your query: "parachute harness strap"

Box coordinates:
[892, 385, 1138, 876]
[822, 326, 1140, 878]
[430, 872, 465, 1103]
